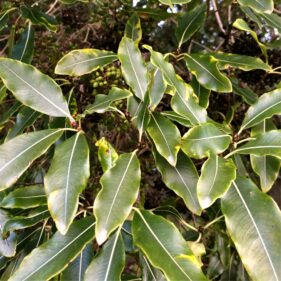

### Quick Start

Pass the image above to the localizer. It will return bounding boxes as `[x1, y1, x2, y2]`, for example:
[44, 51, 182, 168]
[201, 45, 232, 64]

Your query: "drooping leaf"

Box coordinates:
[197, 155, 236, 209]
[55, 49, 117, 76]
[95, 137, 118, 172]
[118, 37, 149, 101]
[145, 46, 207, 124]
[0, 58, 72, 119]
[136, 93, 151, 141]
[153, 149, 201, 215]
[176, 4, 206, 48]
[125, 12, 142, 44]
[184, 54, 232, 93]
[9, 216, 95, 281]
[182, 123, 232, 159]
[0, 185, 46, 209]
[221, 177, 281, 281]
[190, 76, 210, 108]
[161, 111, 192, 127]
[94, 151, 140, 245]
[84, 228, 125, 281]
[237, 0, 274, 14]
[61, 243, 94, 281]
[45, 133, 90, 234]
[228, 130, 281, 158]
[147, 112, 181, 166]
[239, 88, 281, 133]
[11, 23, 34, 64]
[211, 52, 271, 71]
[83, 87, 131, 115]
[6, 107, 41, 141]
[0, 129, 64, 191]
[3, 206, 50, 234]
[250, 121, 281, 192]
[20, 5, 58, 32]
[132, 209, 208, 281]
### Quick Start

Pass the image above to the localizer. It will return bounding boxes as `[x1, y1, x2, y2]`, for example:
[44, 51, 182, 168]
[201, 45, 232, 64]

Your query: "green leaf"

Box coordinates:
[233, 19, 267, 61]
[3, 206, 50, 234]
[132, 209, 208, 281]
[0, 58, 72, 119]
[161, 111, 192, 127]
[182, 123, 232, 159]
[211, 53, 271, 71]
[197, 155, 236, 209]
[147, 112, 181, 166]
[95, 137, 118, 172]
[231, 78, 258, 105]
[45, 133, 90, 234]
[118, 37, 149, 101]
[176, 4, 206, 48]
[153, 149, 201, 215]
[159, 0, 191, 5]
[145, 46, 207, 125]
[11, 23, 34, 64]
[135, 8, 171, 21]
[9, 216, 95, 281]
[228, 130, 281, 159]
[136, 93, 151, 141]
[0, 185, 46, 209]
[190, 76, 210, 108]
[250, 121, 281, 192]
[0, 129, 64, 191]
[84, 228, 125, 281]
[20, 5, 58, 32]
[221, 177, 281, 281]
[94, 151, 140, 245]
[6, 107, 41, 141]
[83, 87, 131, 115]
[184, 54, 232, 93]
[0, 8, 17, 32]
[125, 12, 142, 44]
[55, 49, 117, 76]
[239, 88, 281, 133]
[61, 243, 94, 281]
[237, 0, 274, 14]
[0, 101, 22, 126]
[256, 12, 281, 34]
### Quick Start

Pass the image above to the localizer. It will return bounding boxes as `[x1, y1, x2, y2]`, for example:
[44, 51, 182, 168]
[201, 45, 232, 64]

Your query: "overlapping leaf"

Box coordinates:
[237, 0, 274, 14]
[125, 12, 142, 44]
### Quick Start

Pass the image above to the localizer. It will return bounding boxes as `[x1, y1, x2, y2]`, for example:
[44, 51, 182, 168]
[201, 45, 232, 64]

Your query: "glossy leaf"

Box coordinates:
[118, 37, 149, 101]
[161, 111, 192, 127]
[125, 12, 142, 44]
[257, 12, 281, 34]
[55, 49, 117, 76]
[145, 46, 207, 124]
[45, 133, 90, 234]
[83, 87, 131, 115]
[237, 0, 274, 14]
[136, 93, 150, 141]
[228, 130, 281, 158]
[197, 155, 236, 209]
[132, 209, 208, 281]
[0, 129, 63, 191]
[154, 149, 201, 215]
[176, 4, 206, 48]
[84, 228, 125, 281]
[222, 177, 281, 281]
[95, 137, 118, 172]
[3, 206, 49, 234]
[251, 121, 281, 192]
[211, 53, 271, 71]
[185, 54, 232, 93]
[61, 243, 94, 281]
[0, 185, 46, 209]
[190, 76, 210, 108]
[239, 88, 281, 133]
[182, 123, 232, 159]
[147, 112, 181, 166]
[94, 151, 140, 245]
[159, 0, 191, 5]
[0, 58, 72, 119]
[9, 216, 95, 281]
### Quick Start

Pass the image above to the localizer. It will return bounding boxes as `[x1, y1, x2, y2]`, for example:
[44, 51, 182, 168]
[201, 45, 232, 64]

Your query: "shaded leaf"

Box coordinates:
[237, 0, 274, 14]
[125, 12, 142, 44]
[222, 177, 281, 281]
[0, 129, 64, 191]
[94, 152, 140, 245]
[55, 49, 117, 76]
[45, 133, 90, 234]
[161, 111, 192, 127]
[190, 76, 210, 108]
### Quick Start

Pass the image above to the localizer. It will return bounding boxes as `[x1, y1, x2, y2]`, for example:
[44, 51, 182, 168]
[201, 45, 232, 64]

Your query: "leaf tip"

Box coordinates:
[96, 228, 108, 245]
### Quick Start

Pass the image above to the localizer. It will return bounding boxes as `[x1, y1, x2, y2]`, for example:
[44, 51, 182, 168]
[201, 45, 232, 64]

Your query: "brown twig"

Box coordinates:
[211, 0, 226, 34]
